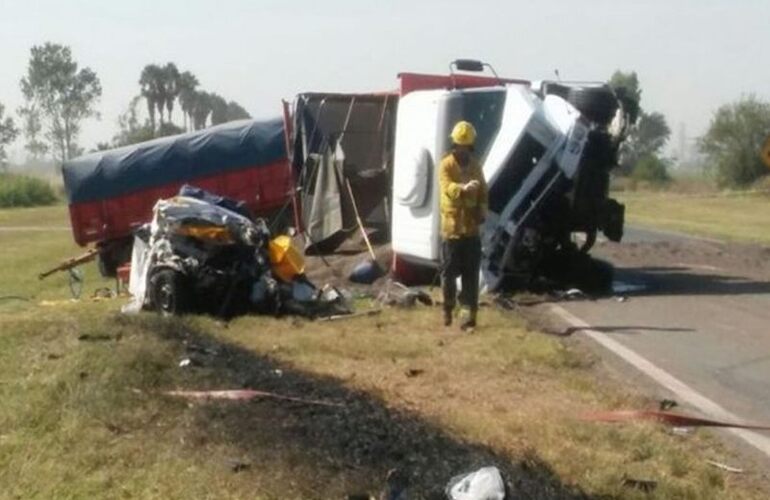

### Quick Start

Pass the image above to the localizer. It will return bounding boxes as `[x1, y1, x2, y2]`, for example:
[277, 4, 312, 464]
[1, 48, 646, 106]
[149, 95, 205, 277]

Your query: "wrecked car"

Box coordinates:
[125, 188, 348, 318]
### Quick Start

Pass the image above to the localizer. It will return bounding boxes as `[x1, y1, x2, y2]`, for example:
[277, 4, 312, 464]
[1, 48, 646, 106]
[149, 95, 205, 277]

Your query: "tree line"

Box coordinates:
[0, 42, 252, 168]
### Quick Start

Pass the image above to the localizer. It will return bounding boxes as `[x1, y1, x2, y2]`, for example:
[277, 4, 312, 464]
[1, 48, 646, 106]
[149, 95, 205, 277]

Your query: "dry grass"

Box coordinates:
[617, 190, 770, 245]
[0, 205, 767, 499]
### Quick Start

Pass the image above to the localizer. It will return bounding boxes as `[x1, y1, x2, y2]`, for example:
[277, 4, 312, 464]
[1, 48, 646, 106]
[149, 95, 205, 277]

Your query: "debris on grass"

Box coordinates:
[622, 476, 658, 493]
[445, 466, 505, 500]
[582, 409, 770, 430]
[163, 389, 343, 408]
[705, 459, 743, 474]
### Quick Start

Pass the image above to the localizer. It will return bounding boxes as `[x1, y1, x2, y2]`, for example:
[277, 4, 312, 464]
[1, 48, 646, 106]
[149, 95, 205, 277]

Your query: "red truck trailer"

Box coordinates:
[62, 117, 294, 276]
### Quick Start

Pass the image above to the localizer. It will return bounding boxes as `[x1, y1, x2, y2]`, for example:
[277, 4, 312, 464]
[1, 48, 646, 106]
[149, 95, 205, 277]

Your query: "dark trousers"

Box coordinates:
[441, 236, 482, 310]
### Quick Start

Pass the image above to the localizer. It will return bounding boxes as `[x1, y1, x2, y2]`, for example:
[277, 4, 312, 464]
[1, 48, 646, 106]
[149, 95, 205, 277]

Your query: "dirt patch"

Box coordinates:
[595, 237, 770, 282]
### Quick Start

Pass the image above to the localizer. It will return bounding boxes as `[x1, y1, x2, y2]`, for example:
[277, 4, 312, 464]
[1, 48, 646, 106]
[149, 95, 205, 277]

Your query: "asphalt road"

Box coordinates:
[548, 225, 770, 465]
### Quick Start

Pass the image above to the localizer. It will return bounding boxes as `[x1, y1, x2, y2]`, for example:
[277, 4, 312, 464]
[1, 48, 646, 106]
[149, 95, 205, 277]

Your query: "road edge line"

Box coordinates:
[549, 304, 770, 458]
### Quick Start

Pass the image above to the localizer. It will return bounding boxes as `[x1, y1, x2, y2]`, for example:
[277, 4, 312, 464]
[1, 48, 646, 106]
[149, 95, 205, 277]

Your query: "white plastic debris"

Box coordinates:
[446, 466, 505, 500]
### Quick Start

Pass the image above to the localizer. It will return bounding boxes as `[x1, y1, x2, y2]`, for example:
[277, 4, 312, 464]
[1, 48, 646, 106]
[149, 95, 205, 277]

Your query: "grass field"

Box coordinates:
[0, 205, 766, 499]
[618, 191, 770, 245]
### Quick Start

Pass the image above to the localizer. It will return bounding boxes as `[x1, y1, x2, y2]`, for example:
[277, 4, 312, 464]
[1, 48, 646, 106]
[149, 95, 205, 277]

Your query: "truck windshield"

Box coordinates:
[438, 89, 506, 163]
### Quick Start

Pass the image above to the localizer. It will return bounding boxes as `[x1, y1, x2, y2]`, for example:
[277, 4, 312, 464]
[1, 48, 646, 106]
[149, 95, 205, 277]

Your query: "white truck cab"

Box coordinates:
[391, 74, 626, 291]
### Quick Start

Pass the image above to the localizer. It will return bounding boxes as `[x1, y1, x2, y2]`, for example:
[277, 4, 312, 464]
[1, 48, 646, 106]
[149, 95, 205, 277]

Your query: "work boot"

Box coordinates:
[460, 308, 477, 331]
[443, 306, 453, 327]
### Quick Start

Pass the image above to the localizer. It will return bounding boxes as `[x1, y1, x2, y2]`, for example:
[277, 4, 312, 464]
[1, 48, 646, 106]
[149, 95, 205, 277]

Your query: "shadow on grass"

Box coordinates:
[121, 314, 607, 500]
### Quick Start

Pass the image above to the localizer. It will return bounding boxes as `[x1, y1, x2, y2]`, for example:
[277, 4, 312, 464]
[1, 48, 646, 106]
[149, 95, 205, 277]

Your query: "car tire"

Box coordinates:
[149, 269, 191, 316]
[566, 86, 619, 127]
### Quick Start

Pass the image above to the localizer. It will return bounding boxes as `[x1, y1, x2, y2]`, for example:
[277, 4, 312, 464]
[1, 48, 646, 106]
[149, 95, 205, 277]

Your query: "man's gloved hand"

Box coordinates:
[462, 180, 481, 193]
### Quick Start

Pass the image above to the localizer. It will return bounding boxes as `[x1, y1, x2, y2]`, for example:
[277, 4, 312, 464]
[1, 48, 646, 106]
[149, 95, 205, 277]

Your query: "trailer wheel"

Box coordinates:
[97, 238, 133, 278]
[149, 269, 191, 316]
[567, 86, 619, 127]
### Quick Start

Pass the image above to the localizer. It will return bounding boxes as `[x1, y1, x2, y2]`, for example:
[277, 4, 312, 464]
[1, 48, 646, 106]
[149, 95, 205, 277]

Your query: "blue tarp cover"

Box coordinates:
[62, 118, 286, 204]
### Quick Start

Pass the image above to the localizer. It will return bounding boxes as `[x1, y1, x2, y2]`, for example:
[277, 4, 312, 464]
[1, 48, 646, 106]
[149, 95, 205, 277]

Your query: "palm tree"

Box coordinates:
[139, 64, 163, 132]
[162, 63, 181, 125]
[177, 71, 199, 131]
[191, 91, 212, 130]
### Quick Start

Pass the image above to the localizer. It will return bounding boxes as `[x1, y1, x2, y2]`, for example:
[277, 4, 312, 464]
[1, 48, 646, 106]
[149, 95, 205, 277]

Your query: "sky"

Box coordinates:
[2, 0, 769, 162]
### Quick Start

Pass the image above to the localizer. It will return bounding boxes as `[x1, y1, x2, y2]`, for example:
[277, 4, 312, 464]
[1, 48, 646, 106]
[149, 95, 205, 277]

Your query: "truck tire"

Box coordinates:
[149, 269, 191, 316]
[566, 86, 619, 127]
[96, 238, 133, 278]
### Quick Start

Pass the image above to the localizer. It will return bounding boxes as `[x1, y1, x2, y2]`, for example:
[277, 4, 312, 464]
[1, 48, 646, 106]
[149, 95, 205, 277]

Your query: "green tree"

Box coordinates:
[191, 91, 212, 130]
[209, 93, 229, 125]
[139, 64, 164, 131]
[620, 111, 671, 174]
[177, 71, 199, 131]
[631, 154, 671, 184]
[0, 103, 20, 170]
[609, 70, 641, 125]
[112, 96, 155, 147]
[226, 101, 251, 121]
[16, 105, 48, 159]
[20, 43, 102, 163]
[699, 95, 770, 187]
[162, 63, 180, 125]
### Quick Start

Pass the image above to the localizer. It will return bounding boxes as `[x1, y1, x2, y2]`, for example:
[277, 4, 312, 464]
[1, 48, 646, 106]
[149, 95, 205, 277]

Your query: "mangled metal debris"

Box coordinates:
[123, 189, 351, 319]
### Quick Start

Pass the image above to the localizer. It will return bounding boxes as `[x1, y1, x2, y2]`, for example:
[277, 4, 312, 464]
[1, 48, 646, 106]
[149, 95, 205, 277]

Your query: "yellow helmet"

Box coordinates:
[450, 121, 477, 146]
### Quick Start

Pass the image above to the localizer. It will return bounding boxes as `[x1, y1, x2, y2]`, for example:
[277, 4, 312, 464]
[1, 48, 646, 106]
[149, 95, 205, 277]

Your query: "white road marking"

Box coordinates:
[550, 304, 770, 458]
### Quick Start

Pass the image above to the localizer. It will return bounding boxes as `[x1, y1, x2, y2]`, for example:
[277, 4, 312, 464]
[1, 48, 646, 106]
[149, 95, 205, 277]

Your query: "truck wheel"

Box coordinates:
[567, 86, 619, 127]
[97, 253, 118, 278]
[96, 238, 133, 278]
[149, 269, 191, 316]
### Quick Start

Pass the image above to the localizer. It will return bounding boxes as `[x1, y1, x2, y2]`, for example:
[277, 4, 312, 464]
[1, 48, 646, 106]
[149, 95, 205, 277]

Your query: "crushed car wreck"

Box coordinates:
[124, 187, 349, 318]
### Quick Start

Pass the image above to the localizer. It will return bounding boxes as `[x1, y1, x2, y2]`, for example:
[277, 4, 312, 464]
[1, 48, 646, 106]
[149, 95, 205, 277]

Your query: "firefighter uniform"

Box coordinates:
[439, 121, 488, 329]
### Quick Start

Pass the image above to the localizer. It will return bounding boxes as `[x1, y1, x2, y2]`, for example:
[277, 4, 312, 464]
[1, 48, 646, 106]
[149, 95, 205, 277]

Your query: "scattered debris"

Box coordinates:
[706, 459, 744, 474]
[164, 389, 343, 408]
[659, 399, 678, 411]
[378, 280, 433, 308]
[562, 288, 587, 300]
[622, 476, 657, 493]
[179, 358, 195, 368]
[670, 427, 694, 437]
[582, 409, 770, 430]
[445, 466, 505, 500]
[77, 333, 115, 342]
[227, 459, 252, 473]
[318, 309, 381, 322]
[405, 368, 425, 378]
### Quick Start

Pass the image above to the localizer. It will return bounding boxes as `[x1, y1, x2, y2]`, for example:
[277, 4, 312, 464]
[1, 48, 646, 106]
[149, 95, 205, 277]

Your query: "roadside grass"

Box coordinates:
[617, 190, 770, 245]
[0, 204, 766, 498]
[0, 204, 110, 312]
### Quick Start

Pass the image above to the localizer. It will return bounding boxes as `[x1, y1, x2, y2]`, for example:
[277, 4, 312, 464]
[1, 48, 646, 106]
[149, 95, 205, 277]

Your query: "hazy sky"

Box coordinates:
[2, 0, 768, 160]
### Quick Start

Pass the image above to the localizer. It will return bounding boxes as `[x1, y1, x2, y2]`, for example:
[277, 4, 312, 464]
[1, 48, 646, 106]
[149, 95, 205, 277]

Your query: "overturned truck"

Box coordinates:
[62, 61, 627, 293]
[291, 61, 628, 291]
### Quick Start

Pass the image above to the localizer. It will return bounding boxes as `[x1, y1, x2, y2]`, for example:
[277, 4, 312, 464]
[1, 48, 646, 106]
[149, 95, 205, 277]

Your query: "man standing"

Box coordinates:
[439, 121, 488, 330]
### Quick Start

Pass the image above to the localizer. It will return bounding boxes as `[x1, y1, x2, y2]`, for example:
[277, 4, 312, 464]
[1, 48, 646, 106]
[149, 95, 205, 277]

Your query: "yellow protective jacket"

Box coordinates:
[439, 153, 488, 239]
